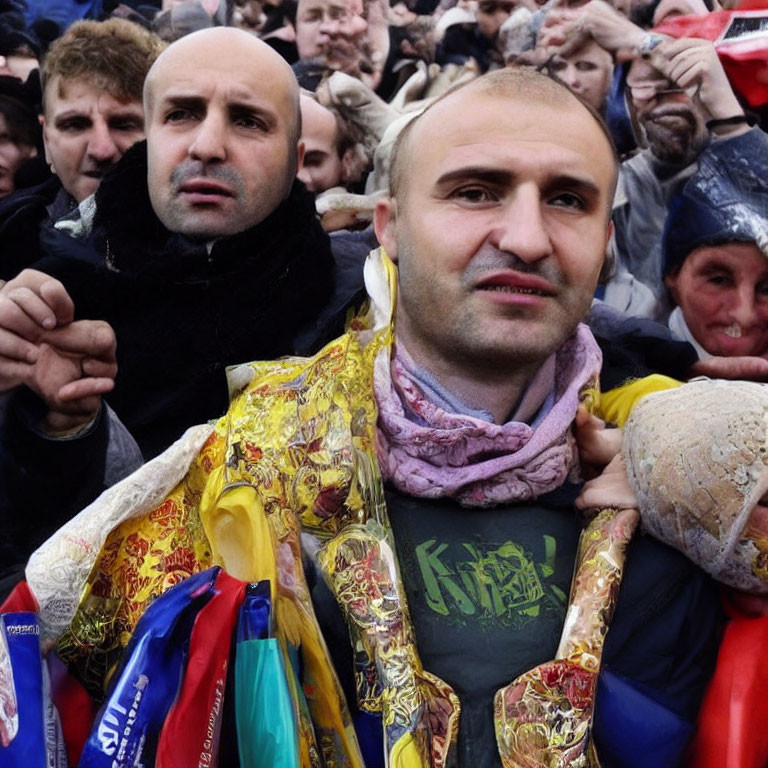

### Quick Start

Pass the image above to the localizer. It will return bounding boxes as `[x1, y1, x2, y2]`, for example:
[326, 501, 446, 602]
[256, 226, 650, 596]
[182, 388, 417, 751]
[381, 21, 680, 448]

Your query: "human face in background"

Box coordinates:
[0, 113, 36, 198]
[475, 0, 522, 42]
[375, 89, 616, 376]
[547, 41, 614, 113]
[652, 0, 711, 25]
[626, 57, 708, 164]
[42, 77, 144, 202]
[297, 96, 343, 193]
[666, 243, 768, 358]
[145, 29, 300, 240]
[295, 0, 367, 72]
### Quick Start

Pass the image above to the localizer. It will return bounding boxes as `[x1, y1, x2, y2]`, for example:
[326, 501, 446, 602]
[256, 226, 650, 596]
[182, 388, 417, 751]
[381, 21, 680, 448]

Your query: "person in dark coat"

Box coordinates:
[0, 28, 336, 598]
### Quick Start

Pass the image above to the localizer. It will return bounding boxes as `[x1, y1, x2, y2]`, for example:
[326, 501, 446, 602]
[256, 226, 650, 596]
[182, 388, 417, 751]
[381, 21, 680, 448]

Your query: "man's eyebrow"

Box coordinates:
[106, 112, 144, 126]
[53, 110, 91, 122]
[434, 167, 602, 197]
[698, 260, 734, 274]
[158, 94, 206, 112]
[544, 174, 602, 199]
[434, 167, 513, 188]
[229, 100, 278, 130]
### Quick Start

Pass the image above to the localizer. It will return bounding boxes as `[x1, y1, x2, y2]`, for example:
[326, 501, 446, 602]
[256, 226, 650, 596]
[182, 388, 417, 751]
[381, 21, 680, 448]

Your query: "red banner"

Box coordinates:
[655, 10, 768, 106]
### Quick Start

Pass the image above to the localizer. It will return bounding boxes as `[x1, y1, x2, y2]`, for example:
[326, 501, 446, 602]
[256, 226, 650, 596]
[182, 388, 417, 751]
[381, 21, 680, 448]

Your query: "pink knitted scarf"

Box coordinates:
[374, 324, 602, 507]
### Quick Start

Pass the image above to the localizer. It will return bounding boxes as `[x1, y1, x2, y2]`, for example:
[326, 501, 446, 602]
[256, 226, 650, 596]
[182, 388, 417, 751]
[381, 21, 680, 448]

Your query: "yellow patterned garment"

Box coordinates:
[57, 428, 223, 695]
[56, 248, 660, 768]
[493, 508, 639, 768]
[59, 249, 457, 768]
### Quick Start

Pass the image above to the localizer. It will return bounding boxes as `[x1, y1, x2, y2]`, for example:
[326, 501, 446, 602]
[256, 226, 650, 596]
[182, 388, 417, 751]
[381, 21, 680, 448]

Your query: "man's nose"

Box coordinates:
[86, 122, 120, 164]
[729, 286, 760, 327]
[564, 66, 580, 90]
[188, 113, 227, 163]
[319, 14, 342, 34]
[297, 166, 316, 192]
[493, 188, 553, 263]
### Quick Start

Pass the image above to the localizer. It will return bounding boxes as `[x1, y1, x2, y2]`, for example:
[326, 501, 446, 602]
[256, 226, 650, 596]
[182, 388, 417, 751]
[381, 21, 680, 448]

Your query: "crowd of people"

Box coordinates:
[0, 0, 766, 765]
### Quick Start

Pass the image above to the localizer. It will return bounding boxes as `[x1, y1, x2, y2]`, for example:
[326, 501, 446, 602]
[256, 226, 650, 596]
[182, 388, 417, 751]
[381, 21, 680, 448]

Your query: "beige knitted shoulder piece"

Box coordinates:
[624, 379, 768, 594]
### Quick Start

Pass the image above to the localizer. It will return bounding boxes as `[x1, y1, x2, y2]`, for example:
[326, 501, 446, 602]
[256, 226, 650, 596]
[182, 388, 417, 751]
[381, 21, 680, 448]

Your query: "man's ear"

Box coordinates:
[596, 221, 615, 285]
[664, 271, 680, 304]
[296, 140, 306, 174]
[200, 0, 221, 16]
[373, 196, 398, 261]
[604, 220, 614, 251]
[40, 113, 53, 167]
[340, 144, 368, 185]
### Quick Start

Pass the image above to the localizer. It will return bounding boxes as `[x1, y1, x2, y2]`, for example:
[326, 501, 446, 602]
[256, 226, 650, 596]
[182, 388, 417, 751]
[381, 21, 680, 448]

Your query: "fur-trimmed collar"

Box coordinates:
[91, 140, 333, 288]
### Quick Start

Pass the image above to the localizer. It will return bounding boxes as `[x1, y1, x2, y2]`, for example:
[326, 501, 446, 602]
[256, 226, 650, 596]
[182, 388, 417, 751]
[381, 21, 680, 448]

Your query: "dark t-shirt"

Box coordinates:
[310, 483, 584, 768]
[387, 485, 582, 768]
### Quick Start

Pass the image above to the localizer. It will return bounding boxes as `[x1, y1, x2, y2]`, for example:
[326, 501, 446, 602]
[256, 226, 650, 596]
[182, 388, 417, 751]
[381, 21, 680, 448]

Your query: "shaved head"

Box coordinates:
[389, 67, 617, 206]
[144, 26, 304, 239]
[144, 27, 301, 144]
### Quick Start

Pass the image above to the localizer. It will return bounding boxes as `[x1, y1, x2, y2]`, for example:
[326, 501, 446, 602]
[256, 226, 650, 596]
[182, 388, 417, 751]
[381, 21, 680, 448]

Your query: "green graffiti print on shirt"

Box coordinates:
[414, 535, 566, 629]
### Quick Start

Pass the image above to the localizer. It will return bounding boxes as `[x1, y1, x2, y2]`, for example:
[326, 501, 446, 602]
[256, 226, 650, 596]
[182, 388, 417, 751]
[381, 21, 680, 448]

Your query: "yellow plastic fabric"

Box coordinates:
[200, 480, 276, 587]
[318, 522, 459, 768]
[597, 375, 682, 428]
[57, 429, 224, 696]
[391, 732, 423, 768]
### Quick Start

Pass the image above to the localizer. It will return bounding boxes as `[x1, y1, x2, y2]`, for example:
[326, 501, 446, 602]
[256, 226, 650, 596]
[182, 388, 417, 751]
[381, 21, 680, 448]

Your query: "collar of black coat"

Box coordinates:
[91, 140, 333, 287]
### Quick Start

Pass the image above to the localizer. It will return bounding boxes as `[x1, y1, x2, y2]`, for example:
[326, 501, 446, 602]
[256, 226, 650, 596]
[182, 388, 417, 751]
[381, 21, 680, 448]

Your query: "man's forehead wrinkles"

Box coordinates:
[430, 145, 601, 185]
[56, 100, 141, 113]
[53, 107, 93, 118]
[158, 87, 263, 104]
[300, 0, 349, 14]
[434, 167, 511, 186]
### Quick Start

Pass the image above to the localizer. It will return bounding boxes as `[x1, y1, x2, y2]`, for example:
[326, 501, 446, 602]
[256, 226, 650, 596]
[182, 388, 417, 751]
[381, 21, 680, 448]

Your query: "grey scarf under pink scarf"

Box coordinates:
[374, 324, 602, 507]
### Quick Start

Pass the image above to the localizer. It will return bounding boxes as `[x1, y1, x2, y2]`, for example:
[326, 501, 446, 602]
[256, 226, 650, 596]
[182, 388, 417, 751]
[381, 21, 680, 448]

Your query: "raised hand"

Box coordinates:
[575, 454, 637, 511]
[574, 404, 622, 477]
[0, 269, 74, 393]
[648, 37, 746, 127]
[0, 269, 117, 432]
[540, 0, 645, 60]
[27, 320, 117, 432]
